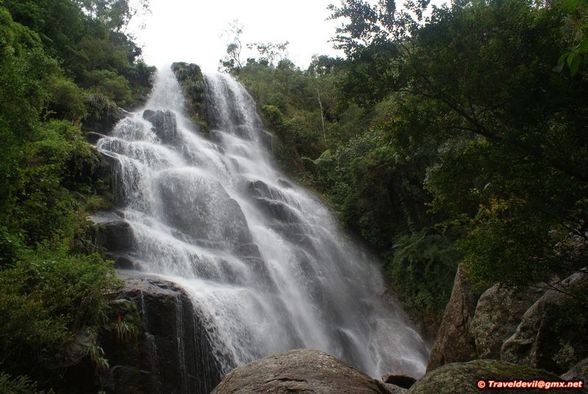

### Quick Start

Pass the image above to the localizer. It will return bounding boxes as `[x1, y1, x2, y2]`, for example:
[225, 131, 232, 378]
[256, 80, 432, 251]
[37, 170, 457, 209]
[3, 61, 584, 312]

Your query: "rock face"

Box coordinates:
[409, 359, 567, 394]
[143, 109, 179, 144]
[427, 266, 480, 371]
[212, 349, 389, 394]
[427, 263, 587, 377]
[501, 271, 588, 373]
[89, 211, 139, 270]
[99, 274, 223, 394]
[470, 284, 544, 359]
[91, 211, 135, 253]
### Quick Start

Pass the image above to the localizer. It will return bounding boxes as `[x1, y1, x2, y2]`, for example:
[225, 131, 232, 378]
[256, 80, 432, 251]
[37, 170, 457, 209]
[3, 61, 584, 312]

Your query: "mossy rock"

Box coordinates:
[171, 62, 208, 130]
[409, 359, 583, 394]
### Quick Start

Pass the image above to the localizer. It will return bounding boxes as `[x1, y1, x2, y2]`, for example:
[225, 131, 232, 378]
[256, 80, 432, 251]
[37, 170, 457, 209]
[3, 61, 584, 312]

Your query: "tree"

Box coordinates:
[220, 20, 244, 72]
[74, 0, 150, 32]
[246, 41, 289, 66]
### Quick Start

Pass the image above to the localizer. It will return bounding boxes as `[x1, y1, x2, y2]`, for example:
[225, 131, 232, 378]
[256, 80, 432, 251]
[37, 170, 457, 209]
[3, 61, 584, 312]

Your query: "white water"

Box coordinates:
[97, 66, 429, 378]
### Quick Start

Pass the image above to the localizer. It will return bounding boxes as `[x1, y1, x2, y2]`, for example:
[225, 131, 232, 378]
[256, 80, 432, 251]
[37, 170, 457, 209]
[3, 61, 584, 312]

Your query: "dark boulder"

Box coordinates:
[90, 211, 134, 253]
[382, 374, 416, 389]
[99, 274, 223, 394]
[87, 131, 108, 144]
[212, 349, 390, 394]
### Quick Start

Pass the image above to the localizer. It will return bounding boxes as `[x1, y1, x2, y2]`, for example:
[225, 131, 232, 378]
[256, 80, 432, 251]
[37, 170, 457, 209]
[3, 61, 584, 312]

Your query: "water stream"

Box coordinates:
[97, 66, 429, 378]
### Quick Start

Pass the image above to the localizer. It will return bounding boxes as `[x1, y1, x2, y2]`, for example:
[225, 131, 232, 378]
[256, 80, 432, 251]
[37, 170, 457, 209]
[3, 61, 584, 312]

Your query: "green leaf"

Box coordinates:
[569, 55, 581, 76]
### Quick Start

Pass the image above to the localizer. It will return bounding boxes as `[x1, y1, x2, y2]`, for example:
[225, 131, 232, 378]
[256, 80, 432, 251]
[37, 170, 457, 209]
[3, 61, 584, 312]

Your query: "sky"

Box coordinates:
[129, 0, 343, 72]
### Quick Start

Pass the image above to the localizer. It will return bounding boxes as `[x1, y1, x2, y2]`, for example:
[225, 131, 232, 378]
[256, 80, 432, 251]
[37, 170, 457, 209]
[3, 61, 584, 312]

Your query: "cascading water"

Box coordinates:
[97, 66, 429, 379]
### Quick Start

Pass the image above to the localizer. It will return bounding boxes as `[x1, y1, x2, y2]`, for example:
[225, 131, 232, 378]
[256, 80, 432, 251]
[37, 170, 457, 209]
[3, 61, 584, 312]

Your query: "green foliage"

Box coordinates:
[237, 59, 339, 175]
[555, 0, 588, 76]
[171, 62, 207, 128]
[385, 230, 460, 325]
[104, 298, 140, 345]
[327, 0, 588, 289]
[0, 1, 150, 390]
[47, 77, 87, 121]
[0, 247, 117, 386]
[84, 69, 132, 105]
[0, 372, 47, 394]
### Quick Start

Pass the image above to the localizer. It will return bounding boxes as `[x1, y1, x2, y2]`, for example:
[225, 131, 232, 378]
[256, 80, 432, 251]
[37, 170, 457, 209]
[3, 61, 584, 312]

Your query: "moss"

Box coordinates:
[171, 62, 209, 130]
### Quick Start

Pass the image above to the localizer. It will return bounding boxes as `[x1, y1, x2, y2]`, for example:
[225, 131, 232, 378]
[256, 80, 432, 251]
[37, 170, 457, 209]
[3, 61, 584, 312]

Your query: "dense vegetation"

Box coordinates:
[0, 0, 153, 390]
[229, 0, 588, 331]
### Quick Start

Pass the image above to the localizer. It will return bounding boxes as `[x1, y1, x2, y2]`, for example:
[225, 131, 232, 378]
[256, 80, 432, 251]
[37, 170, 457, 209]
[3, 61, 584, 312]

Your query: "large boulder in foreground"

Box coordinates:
[212, 349, 390, 394]
[409, 359, 573, 394]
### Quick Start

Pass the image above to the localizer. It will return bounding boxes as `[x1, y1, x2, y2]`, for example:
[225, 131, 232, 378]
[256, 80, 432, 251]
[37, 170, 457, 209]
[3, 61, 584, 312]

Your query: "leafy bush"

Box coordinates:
[0, 246, 117, 386]
[46, 77, 87, 121]
[0, 372, 46, 394]
[385, 230, 460, 326]
[84, 69, 132, 105]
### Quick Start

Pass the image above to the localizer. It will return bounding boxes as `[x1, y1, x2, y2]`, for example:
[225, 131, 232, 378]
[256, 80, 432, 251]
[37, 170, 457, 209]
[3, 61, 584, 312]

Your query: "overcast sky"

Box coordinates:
[130, 0, 343, 71]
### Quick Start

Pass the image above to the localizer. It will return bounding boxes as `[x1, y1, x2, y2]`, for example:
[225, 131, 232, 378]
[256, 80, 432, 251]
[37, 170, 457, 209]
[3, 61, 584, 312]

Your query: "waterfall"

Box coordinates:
[97, 66, 429, 378]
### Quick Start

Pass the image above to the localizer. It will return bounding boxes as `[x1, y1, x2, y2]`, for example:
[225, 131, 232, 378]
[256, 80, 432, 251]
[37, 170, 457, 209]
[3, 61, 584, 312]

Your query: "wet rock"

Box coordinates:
[427, 265, 480, 371]
[409, 359, 565, 394]
[212, 349, 389, 394]
[113, 255, 139, 270]
[87, 131, 108, 144]
[143, 109, 179, 144]
[258, 128, 273, 150]
[252, 197, 301, 223]
[90, 212, 134, 253]
[277, 178, 293, 188]
[99, 274, 223, 394]
[246, 179, 290, 204]
[232, 242, 262, 259]
[158, 173, 253, 250]
[233, 124, 254, 140]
